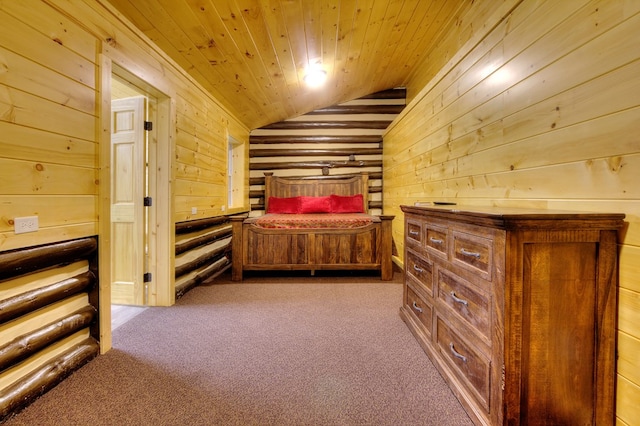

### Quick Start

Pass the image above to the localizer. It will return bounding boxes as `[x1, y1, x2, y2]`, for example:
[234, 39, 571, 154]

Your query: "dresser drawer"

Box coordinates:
[437, 269, 490, 342]
[425, 224, 448, 258]
[406, 219, 423, 246]
[452, 231, 493, 281]
[406, 283, 433, 338]
[436, 317, 490, 410]
[406, 249, 433, 297]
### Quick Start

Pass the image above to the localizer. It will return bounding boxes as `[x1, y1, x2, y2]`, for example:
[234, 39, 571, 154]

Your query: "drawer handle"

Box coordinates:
[449, 343, 467, 363]
[412, 301, 423, 313]
[429, 237, 444, 245]
[460, 248, 481, 259]
[450, 291, 469, 306]
[409, 230, 420, 236]
[413, 264, 424, 273]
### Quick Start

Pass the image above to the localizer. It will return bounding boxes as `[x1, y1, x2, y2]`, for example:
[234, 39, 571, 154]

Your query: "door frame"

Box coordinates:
[98, 56, 175, 352]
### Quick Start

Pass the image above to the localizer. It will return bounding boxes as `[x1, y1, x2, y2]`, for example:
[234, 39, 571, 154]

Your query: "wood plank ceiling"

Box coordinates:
[106, 0, 470, 130]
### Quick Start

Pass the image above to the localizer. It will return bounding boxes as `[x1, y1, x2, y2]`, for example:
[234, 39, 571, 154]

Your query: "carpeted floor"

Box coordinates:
[4, 271, 473, 426]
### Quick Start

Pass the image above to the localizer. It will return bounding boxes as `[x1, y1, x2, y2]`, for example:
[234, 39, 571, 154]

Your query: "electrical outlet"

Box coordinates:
[221, 205, 226, 212]
[14, 216, 39, 234]
[191, 207, 197, 215]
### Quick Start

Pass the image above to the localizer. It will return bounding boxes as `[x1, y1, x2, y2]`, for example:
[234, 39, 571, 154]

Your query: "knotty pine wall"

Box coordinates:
[1, 0, 247, 388]
[384, 0, 640, 423]
[249, 89, 406, 217]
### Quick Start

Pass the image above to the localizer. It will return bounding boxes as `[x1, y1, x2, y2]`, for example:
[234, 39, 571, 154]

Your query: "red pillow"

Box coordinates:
[267, 196, 300, 214]
[298, 196, 332, 213]
[330, 194, 364, 213]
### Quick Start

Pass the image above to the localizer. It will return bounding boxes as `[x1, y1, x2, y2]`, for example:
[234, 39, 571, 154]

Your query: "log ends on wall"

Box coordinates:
[249, 135, 382, 145]
[0, 338, 99, 421]
[0, 306, 96, 371]
[0, 271, 95, 324]
[260, 120, 392, 130]
[0, 237, 99, 422]
[174, 216, 233, 298]
[248, 89, 407, 216]
[0, 238, 97, 282]
[250, 159, 382, 171]
[250, 171, 383, 186]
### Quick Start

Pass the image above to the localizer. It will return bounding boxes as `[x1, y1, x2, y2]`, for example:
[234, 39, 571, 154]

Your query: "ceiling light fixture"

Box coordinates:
[303, 61, 327, 88]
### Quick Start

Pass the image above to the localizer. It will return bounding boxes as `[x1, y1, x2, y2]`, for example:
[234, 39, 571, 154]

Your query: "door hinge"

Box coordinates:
[144, 121, 153, 131]
[143, 272, 152, 283]
[144, 196, 152, 206]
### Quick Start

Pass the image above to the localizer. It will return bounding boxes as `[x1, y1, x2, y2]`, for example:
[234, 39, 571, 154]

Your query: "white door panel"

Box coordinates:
[111, 96, 146, 305]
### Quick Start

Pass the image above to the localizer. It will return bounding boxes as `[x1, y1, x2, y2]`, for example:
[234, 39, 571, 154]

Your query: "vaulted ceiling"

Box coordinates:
[107, 0, 470, 129]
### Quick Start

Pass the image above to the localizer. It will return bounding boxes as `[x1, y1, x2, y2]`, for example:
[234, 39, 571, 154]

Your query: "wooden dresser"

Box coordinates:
[399, 205, 625, 425]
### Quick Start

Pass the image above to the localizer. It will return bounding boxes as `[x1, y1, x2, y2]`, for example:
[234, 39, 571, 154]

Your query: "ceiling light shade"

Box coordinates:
[303, 64, 327, 88]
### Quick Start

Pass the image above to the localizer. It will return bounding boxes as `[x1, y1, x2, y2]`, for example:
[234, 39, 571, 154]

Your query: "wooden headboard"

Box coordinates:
[264, 173, 369, 213]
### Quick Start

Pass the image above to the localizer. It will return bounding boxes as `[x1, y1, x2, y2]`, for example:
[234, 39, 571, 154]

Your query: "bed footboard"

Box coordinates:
[231, 215, 394, 281]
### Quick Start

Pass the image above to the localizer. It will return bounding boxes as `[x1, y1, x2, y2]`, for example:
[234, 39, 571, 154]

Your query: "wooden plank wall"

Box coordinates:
[0, 2, 99, 253]
[383, 0, 640, 423]
[0, 0, 248, 415]
[248, 89, 406, 216]
[175, 92, 249, 221]
[0, 2, 247, 287]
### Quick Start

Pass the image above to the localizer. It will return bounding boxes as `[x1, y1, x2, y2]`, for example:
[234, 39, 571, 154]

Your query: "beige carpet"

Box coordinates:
[4, 271, 473, 425]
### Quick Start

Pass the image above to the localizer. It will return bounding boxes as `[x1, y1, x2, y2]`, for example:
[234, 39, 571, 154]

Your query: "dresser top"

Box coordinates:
[400, 205, 625, 230]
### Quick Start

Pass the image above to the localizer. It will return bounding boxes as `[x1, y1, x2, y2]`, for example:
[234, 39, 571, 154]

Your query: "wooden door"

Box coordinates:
[110, 96, 146, 305]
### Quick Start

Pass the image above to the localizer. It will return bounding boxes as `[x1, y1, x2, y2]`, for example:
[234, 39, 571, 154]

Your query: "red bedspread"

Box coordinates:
[251, 213, 375, 229]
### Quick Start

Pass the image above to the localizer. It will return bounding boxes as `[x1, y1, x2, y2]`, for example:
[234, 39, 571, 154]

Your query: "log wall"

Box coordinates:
[248, 89, 406, 216]
[0, 237, 99, 421]
[174, 217, 232, 298]
[384, 0, 640, 423]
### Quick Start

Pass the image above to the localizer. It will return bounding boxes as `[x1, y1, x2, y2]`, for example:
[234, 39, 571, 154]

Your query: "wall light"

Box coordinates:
[303, 62, 327, 88]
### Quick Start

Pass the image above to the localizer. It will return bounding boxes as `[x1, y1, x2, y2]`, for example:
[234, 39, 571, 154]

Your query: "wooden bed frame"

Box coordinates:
[230, 173, 394, 281]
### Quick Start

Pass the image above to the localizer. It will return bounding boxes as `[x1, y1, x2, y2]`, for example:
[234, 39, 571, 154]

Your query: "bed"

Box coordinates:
[230, 173, 394, 281]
